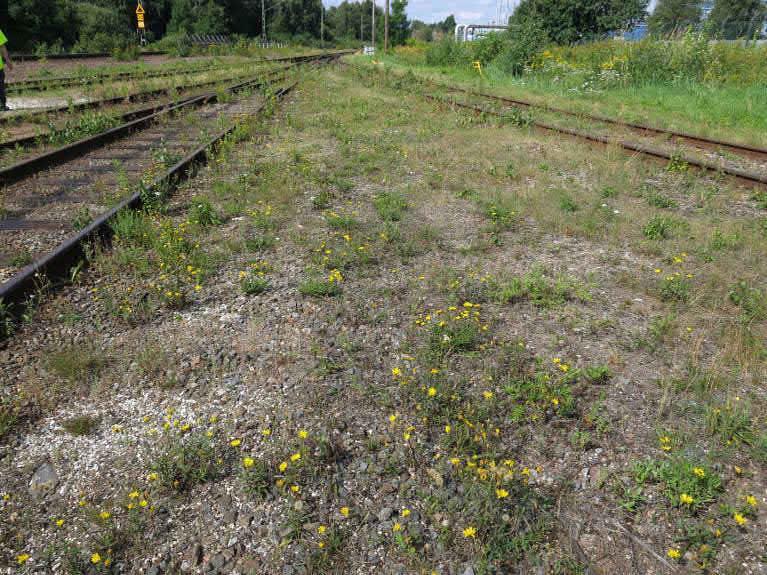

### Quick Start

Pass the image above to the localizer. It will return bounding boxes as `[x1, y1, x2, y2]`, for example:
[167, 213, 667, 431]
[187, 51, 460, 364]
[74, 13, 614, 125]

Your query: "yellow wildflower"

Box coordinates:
[91, 553, 101, 564]
[279, 461, 288, 472]
[746, 495, 757, 507]
[340, 506, 350, 517]
[290, 452, 301, 462]
[298, 430, 308, 439]
[680, 494, 694, 505]
[692, 467, 705, 478]
[427, 387, 437, 397]
[496, 488, 509, 499]
[392, 522, 402, 532]
[17, 554, 31, 565]
[243, 457, 255, 469]
[230, 439, 241, 447]
[667, 548, 681, 560]
[733, 512, 747, 526]
[462, 526, 477, 538]
[402, 508, 411, 517]
[99, 511, 111, 520]
[318, 525, 327, 535]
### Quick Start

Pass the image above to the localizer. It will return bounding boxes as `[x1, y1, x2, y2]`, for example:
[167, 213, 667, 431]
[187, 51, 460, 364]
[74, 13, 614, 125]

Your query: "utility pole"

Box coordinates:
[261, 0, 267, 43]
[372, 0, 376, 47]
[384, 0, 389, 51]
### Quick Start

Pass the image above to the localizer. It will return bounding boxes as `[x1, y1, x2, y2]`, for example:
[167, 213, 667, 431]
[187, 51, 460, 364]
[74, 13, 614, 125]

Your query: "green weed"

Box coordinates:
[643, 216, 677, 240]
[633, 457, 722, 512]
[373, 191, 409, 222]
[189, 198, 221, 227]
[62, 415, 100, 436]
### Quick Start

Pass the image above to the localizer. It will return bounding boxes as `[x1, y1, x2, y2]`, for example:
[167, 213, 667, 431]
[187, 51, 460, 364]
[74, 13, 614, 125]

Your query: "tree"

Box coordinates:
[168, 0, 229, 34]
[708, 0, 767, 38]
[410, 19, 433, 42]
[325, 1, 383, 42]
[648, 0, 702, 34]
[510, 0, 648, 44]
[7, 0, 78, 50]
[438, 14, 456, 34]
[389, 0, 408, 45]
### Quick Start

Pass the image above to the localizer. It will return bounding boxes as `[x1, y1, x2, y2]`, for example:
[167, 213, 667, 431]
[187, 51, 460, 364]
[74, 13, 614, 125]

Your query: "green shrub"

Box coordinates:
[373, 191, 408, 222]
[150, 432, 225, 492]
[728, 281, 766, 322]
[190, 198, 221, 227]
[643, 215, 678, 240]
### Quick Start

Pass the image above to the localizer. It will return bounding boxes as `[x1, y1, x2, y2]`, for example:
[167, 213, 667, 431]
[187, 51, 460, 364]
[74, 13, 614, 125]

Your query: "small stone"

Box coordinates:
[209, 554, 226, 569]
[462, 566, 475, 575]
[29, 461, 58, 493]
[378, 507, 393, 522]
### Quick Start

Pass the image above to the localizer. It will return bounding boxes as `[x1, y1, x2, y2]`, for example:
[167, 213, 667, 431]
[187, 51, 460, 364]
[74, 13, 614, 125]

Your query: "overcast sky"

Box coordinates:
[324, 0, 658, 24]
[324, 0, 517, 25]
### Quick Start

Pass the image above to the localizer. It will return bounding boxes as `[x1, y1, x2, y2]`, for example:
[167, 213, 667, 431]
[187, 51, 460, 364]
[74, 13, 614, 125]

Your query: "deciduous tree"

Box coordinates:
[648, 0, 702, 35]
[510, 0, 648, 44]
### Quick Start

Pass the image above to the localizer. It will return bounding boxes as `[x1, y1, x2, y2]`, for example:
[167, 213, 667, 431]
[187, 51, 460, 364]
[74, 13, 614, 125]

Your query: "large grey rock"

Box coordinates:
[29, 462, 58, 493]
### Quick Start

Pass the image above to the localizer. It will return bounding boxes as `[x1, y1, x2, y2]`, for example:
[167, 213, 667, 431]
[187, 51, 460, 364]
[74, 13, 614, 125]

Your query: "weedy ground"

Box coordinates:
[0, 61, 765, 574]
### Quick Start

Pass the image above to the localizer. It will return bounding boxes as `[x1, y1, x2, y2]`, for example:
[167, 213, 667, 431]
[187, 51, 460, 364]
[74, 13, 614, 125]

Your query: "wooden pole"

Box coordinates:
[384, 0, 389, 51]
[261, 0, 267, 42]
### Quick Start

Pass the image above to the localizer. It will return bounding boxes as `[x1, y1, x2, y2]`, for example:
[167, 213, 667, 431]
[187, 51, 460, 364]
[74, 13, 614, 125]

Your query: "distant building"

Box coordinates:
[454, 24, 508, 42]
[622, 21, 648, 40]
[701, 0, 715, 20]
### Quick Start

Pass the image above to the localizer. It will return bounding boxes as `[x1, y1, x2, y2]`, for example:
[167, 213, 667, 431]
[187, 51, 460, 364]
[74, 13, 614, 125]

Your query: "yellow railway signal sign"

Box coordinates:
[136, 2, 146, 29]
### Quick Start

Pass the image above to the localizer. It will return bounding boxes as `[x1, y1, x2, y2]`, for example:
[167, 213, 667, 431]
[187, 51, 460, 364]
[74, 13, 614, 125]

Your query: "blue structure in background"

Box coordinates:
[611, 0, 767, 41]
[623, 22, 648, 40]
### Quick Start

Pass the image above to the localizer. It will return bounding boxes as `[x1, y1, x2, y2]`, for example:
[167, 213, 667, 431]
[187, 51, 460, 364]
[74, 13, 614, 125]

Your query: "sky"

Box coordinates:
[324, 0, 518, 25]
[324, 0, 659, 25]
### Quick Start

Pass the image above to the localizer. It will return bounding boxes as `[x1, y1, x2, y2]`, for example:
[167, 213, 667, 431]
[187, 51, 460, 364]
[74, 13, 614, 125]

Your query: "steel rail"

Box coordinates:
[10, 51, 167, 62]
[0, 73, 281, 187]
[0, 64, 294, 126]
[7, 51, 324, 93]
[0, 81, 296, 324]
[0, 51, 347, 184]
[8, 63, 222, 93]
[426, 94, 767, 187]
[0, 65, 293, 152]
[441, 84, 767, 160]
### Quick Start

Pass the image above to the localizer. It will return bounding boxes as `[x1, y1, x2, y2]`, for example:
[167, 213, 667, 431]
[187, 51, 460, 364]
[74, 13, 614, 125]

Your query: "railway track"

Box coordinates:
[0, 63, 294, 153]
[345, 60, 767, 188]
[7, 52, 338, 94]
[426, 85, 767, 187]
[7, 63, 221, 93]
[0, 63, 293, 128]
[0, 68, 288, 176]
[0, 52, 347, 321]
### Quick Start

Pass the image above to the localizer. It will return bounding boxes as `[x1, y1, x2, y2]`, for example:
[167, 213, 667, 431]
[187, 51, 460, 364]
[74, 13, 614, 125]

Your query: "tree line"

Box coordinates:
[0, 0, 413, 52]
[509, 0, 766, 44]
[1, 0, 764, 53]
[649, 0, 766, 38]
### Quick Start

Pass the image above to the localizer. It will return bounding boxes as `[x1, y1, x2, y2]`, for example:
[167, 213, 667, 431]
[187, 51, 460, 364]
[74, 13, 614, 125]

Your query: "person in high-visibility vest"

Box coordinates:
[0, 29, 13, 111]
